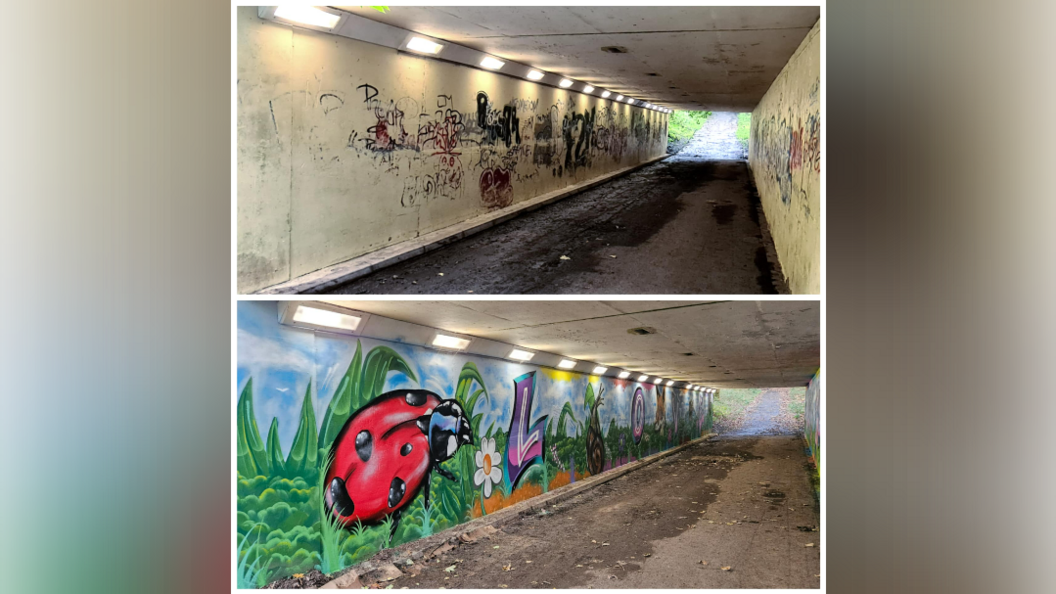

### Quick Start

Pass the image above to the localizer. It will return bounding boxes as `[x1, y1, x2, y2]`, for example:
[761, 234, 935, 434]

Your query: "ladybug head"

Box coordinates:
[426, 399, 474, 463]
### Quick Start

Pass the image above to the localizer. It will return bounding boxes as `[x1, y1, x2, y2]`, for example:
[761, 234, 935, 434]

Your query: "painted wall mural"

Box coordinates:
[804, 370, 821, 471]
[236, 7, 669, 292]
[235, 302, 710, 587]
[748, 19, 821, 294]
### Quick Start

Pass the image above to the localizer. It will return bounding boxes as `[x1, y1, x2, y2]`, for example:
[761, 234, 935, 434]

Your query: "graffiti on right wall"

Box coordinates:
[748, 19, 821, 294]
[804, 370, 821, 487]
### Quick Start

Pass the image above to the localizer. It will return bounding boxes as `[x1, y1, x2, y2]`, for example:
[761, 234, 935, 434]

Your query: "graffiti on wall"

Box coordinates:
[271, 78, 666, 215]
[804, 371, 820, 468]
[235, 301, 709, 587]
[751, 77, 821, 208]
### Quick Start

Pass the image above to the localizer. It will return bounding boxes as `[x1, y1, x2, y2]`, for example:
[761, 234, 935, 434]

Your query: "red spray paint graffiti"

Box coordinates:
[479, 167, 513, 209]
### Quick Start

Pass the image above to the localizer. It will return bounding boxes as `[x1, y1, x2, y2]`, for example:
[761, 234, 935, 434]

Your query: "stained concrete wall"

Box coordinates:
[748, 19, 820, 295]
[237, 7, 669, 293]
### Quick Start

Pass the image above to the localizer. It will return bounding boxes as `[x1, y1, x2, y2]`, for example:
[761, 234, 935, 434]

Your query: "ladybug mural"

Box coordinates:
[323, 389, 473, 537]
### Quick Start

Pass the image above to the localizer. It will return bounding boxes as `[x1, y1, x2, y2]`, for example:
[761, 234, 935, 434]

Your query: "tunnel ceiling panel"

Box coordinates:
[321, 300, 820, 388]
[334, 6, 819, 111]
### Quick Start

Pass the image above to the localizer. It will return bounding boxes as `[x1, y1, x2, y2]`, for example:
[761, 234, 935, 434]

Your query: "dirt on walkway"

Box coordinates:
[322, 113, 782, 295]
[380, 436, 819, 589]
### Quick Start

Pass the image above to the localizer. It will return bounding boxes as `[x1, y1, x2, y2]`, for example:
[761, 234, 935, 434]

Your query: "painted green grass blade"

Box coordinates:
[360, 346, 417, 406]
[318, 341, 362, 452]
[237, 378, 269, 477]
[285, 380, 318, 476]
[584, 382, 595, 411]
[266, 417, 286, 477]
[455, 363, 488, 406]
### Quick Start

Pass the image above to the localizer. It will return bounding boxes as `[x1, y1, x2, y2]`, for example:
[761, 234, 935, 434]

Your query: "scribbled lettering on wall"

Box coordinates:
[751, 77, 821, 207]
[476, 92, 521, 148]
[562, 107, 596, 173]
[266, 74, 665, 223]
[478, 167, 514, 209]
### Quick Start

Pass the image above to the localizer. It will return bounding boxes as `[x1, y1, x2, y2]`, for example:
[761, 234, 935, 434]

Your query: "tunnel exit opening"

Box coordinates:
[667, 111, 752, 160]
[714, 387, 806, 437]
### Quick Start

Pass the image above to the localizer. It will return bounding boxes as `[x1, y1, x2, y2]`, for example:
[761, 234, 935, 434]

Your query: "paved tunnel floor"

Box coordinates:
[322, 112, 783, 295]
[384, 436, 819, 589]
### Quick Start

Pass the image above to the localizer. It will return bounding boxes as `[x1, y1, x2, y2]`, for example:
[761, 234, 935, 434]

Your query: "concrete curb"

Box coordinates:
[255, 154, 672, 295]
[318, 432, 716, 589]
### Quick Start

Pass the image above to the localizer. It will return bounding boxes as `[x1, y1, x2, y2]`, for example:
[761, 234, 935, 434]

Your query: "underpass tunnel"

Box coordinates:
[237, 7, 821, 295]
[235, 300, 821, 588]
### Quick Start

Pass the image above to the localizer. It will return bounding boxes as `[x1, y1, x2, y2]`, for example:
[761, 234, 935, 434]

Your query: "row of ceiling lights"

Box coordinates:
[268, 6, 673, 114]
[288, 304, 715, 393]
[407, 36, 672, 113]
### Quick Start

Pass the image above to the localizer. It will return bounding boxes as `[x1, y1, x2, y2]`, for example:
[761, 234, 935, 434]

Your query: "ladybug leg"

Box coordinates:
[434, 463, 457, 482]
[388, 508, 403, 541]
[422, 471, 432, 509]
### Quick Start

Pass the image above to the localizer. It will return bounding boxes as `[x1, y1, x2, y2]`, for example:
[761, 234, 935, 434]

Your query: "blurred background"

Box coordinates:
[2, 1, 1056, 593]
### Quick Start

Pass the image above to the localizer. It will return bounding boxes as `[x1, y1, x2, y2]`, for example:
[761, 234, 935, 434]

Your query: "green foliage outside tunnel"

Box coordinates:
[736, 113, 751, 149]
[667, 110, 713, 143]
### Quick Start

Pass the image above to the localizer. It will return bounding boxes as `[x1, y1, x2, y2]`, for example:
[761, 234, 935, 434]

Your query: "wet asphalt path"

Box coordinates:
[323, 112, 781, 295]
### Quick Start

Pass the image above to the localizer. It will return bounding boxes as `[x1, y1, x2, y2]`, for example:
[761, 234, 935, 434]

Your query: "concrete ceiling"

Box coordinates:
[334, 6, 819, 111]
[321, 300, 820, 388]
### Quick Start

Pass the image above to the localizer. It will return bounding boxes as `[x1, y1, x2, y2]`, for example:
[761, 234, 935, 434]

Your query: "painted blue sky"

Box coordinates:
[237, 301, 704, 456]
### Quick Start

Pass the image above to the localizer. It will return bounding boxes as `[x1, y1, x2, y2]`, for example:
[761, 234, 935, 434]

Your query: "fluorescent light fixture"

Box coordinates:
[432, 333, 471, 350]
[508, 348, 535, 362]
[407, 36, 444, 55]
[480, 56, 505, 70]
[592, 366, 608, 375]
[583, 85, 595, 93]
[601, 91, 611, 98]
[559, 79, 574, 88]
[292, 305, 361, 332]
[557, 359, 578, 369]
[666, 380, 674, 386]
[616, 95, 624, 101]
[273, 5, 342, 29]
[618, 371, 631, 379]
[526, 69, 545, 80]
[637, 374, 649, 382]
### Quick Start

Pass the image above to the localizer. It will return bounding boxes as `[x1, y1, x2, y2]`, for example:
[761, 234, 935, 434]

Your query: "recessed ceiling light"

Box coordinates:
[583, 85, 595, 93]
[618, 371, 631, 379]
[508, 348, 535, 362]
[526, 69, 545, 80]
[432, 333, 471, 350]
[406, 36, 444, 55]
[592, 366, 608, 375]
[480, 56, 505, 70]
[666, 380, 674, 386]
[559, 79, 574, 88]
[616, 95, 624, 101]
[292, 306, 361, 332]
[274, 5, 342, 29]
[601, 91, 611, 98]
[637, 374, 648, 382]
[557, 359, 577, 369]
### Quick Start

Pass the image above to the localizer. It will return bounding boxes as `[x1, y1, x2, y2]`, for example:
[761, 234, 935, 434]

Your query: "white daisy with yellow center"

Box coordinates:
[474, 437, 503, 498]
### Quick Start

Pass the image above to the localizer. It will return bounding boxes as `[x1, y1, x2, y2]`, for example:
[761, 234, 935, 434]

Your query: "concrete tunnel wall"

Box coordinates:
[236, 301, 711, 585]
[748, 19, 821, 295]
[237, 7, 670, 293]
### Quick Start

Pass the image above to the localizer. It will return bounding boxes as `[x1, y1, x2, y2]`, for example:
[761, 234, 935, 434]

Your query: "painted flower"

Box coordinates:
[474, 437, 503, 498]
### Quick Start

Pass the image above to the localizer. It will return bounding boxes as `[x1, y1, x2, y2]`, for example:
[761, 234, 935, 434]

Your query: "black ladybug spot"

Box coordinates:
[388, 477, 406, 508]
[400, 443, 413, 456]
[405, 391, 427, 406]
[355, 430, 373, 462]
[327, 478, 355, 517]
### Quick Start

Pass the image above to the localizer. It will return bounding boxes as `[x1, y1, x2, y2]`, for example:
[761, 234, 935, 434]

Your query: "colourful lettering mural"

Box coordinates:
[235, 301, 711, 587]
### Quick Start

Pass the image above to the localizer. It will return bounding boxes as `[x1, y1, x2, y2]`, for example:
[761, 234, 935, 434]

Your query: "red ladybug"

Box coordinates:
[323, 389, 473, 537]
